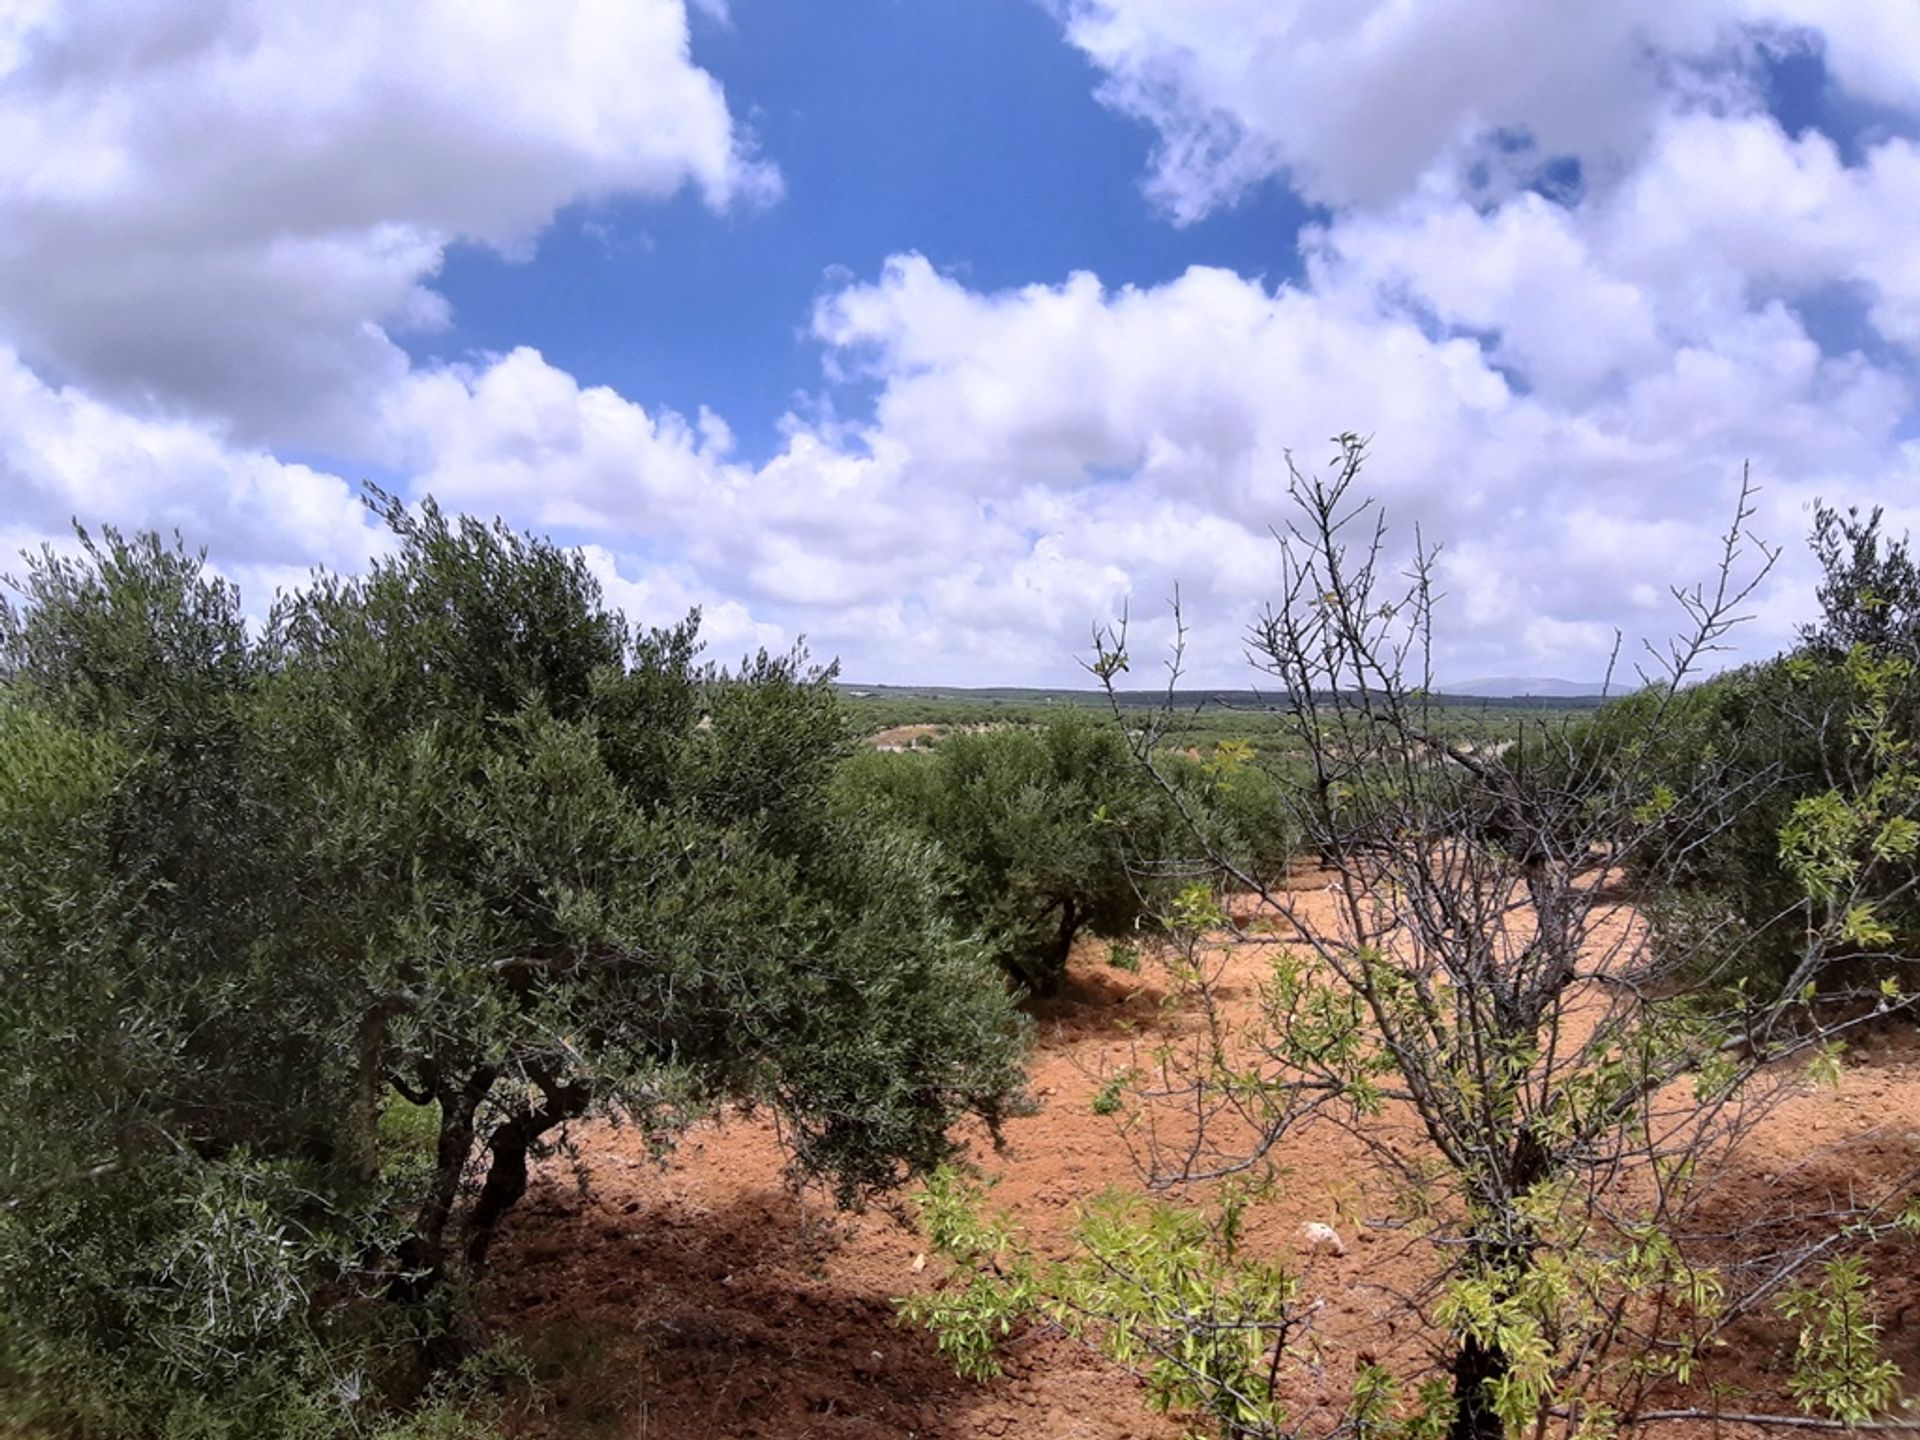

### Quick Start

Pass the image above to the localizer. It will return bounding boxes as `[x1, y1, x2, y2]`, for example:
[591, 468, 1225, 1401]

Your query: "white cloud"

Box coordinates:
[355, 230, 1905, 685]
[788, 251, 1911, 682]
[1602, 116, 1920, 352]
[1052, 0, 1764, 217]
[577, 544, 787, 662]
[1051, 1, 1920, 220]
[1752, 0, 1920, 116]
[4, 0, 1920, 688]
[382, 347, 743, 536]
[0, 0, 772, 449]
[0, 347, 379, 574]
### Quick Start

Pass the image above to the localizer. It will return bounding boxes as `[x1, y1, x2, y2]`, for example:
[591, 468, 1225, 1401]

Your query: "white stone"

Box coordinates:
[1299, 1222, 1346, 1256]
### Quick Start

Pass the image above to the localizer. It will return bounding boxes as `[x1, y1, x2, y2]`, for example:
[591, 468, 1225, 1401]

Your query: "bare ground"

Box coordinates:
[485, 888, 1920, 1439]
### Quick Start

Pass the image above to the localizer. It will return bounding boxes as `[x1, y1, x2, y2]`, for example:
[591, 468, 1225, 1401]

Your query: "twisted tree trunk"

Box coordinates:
[463, 1067, 591, 1271]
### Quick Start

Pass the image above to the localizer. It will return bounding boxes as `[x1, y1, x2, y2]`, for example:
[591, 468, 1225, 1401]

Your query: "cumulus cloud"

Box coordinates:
[0, 347, 380, 575]
[1754, 0, 1920, 116]
[368, 229, 1903, 684]
[1051, 0, 1767, 217]
[0, 0, 772, 449]
[4, 0, 1919, 686]
[786, 247, 1911, 682]
[576, 544, 789, 663]
[1603, 117, 1920, 352]
[1051, 1, 1919, 219]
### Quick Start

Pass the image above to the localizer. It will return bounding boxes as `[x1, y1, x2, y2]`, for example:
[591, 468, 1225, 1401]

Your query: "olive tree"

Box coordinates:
[0, 500, 1027, 1437]
[834, 711, 1185, 993]
[1607, 502, 1920, 995]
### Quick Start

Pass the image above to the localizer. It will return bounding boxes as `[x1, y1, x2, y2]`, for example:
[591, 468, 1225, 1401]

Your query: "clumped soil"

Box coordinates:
[486, 885, 1920, 1439]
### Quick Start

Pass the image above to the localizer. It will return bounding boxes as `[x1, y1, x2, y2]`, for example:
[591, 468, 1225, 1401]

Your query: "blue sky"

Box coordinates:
[3, 2, 1918, 685]
[425, 0, 1319, 464]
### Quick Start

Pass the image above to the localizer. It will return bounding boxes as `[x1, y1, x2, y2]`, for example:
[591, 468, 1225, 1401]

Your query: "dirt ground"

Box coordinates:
[865, 723, 943, 752]
[485, 885, 1920, 1440]
[864, 722, 1004, 751]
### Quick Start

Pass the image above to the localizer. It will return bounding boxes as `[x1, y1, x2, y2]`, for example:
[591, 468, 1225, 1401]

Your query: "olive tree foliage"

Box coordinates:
[1157, 736, 1308, 893]
[833, 712, 1190, 993]
[0, 499, 1026, 1437]
[1804, 503, 1920, 661]
[1609, 502, 1920, 995]
[911, 439, 1917, 1440]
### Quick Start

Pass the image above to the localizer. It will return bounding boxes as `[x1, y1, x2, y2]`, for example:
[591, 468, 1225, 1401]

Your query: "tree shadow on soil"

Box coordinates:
[1025, 957, 1181, 1044]
[484, 1174, 1135, 1440]
[1672, 1058, 1920, 1410]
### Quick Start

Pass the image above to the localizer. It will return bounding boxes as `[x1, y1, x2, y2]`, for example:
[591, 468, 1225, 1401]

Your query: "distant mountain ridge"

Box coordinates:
[1437, 676, 1608, 699]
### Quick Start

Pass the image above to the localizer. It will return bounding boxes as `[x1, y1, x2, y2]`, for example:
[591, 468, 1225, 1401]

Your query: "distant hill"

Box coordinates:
[839, 681, 1608, 710]
[1438, 676, 1608, 699]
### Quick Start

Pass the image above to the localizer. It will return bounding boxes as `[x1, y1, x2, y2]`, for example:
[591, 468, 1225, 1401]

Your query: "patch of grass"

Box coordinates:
[378, 1095, 440, 1187]
[516, 1318, 648, 1437]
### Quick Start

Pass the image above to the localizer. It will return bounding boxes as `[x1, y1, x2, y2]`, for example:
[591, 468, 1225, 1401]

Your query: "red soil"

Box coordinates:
[485, 891, 1920, 1439]
[865, 723, 943, 752]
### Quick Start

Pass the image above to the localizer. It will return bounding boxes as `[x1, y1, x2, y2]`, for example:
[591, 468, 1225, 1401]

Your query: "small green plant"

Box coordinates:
[377, 1095, 442, 1188]
[898, 1168, 1038, 1383]
[1107, 939, 1142, 973]
[902, 1167, 1321, 1439]
[1779, 1257, 1902, 1423]
[1090, 1069, 1138, 1116]
[1165, 880, 1227, 934]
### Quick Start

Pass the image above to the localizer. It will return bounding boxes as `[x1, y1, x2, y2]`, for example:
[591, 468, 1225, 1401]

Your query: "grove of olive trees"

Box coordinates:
[3, 457, 1915, 1440]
